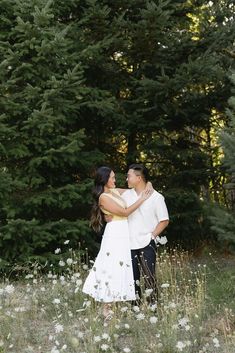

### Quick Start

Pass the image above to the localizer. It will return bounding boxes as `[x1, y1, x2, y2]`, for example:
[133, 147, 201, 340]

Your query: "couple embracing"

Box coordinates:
[83, 164, 169, 318]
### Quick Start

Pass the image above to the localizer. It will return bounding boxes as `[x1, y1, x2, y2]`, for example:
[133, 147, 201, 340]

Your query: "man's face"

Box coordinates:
[126, 169, 141, 188]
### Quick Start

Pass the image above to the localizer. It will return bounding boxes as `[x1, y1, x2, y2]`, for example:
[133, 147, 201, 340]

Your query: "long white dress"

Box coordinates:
[83, 189, 136, 302]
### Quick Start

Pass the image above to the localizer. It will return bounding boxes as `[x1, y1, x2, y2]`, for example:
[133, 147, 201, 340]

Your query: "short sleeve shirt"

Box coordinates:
[122, 189, 169, 249]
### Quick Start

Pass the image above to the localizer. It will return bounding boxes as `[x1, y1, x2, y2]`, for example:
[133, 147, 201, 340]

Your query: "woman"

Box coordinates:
[82, 166, 152, 319]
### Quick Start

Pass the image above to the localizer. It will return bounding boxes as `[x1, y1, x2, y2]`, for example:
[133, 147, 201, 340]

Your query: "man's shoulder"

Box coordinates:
[152, 189, 165, 200]
[122, 188, 135, 198]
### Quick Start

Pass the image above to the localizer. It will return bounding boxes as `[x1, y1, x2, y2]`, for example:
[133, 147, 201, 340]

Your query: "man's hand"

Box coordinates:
[104, 214, 113, 223]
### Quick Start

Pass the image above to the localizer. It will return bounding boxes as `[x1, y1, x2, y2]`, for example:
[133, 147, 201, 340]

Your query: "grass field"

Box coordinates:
[0, 248, 234, 353]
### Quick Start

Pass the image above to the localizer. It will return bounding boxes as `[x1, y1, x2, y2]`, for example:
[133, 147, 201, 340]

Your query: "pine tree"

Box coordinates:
[209, 73, 235, 250]
[0, 0, 116, 267]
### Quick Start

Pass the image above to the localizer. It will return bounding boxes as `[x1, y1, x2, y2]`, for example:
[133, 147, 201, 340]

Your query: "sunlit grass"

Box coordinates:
[0, 248, 234, 353]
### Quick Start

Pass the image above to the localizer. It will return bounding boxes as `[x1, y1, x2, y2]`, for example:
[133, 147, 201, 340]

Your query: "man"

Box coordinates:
[122, 164, 169, 302]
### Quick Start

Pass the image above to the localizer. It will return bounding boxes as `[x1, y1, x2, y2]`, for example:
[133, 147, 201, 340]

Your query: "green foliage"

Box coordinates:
[209, 79, 235, 250]
[1, 0, 235, 265]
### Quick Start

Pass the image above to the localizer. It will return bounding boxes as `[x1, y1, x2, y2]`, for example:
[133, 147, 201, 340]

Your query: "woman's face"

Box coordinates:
[106, 170, 116, 189]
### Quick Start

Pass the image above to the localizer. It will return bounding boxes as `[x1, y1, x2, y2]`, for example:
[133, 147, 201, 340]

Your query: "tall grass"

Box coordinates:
[0, 248, 234, 353]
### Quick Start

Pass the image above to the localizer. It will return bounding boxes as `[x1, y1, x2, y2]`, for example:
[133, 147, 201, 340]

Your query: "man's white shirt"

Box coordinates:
[122, 188, 169, 249]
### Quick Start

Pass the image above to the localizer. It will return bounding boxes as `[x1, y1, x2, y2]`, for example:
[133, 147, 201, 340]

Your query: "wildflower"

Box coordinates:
[76, 279, 83, 286]
[100, 344, 109, 351]
[161, 283, 170, 288]
[25, 274, 34, 279]
[149, 316, 158, 324]
[102, 333, 110, 340]
[53, 298, 60, 304]
[132, 305, 140, 312]
[149, 303, 157, 311]
[59, 260, 65, 267]
[212, 338, 220, 348]
[66, 258, 73, 266]
[144, 288, 153, 297]
[124, 323, 130, 329]
[136, 313, 145, 320]
[176, 341, 186, 351]
[64, 240, 70, 244]
[123, 348, 131, 353]
[178, 317, 189, 327]
[51, 347, 60, 353]
[54, 323, 64, 333]
[155, 236, 168, 245]
[55, 248, 61, 254]
[120, 306, 129, 312]
[94, 336, 101, 342]
[5, 285, 15, 294]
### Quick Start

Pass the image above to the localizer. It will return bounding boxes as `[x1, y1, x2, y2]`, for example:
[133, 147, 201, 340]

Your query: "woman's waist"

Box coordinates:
[110, 215, 128, 221]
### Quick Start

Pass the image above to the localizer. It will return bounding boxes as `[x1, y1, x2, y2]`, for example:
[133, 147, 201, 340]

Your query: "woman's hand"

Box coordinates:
[146, 181, 154, 193]
[140, 188, 153, 201]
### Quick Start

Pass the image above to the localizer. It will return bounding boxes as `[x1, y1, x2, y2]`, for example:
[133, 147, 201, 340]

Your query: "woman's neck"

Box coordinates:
[104, 186, 111, 193]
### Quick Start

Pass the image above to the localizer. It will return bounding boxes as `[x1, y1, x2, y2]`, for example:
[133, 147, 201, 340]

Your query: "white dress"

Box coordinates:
[83, 190, 136, 302]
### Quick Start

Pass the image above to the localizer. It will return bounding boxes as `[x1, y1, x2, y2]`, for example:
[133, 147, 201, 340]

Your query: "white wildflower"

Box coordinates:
[144, 288, 153, 296]
[136, 313, 145, 320]
[59, 260, 65, 267]
[100, 344, 109, 351]
[102, 333, 110, 340]
[5, 285, 15, 294]
[123, 348, 131, 353]
[155, 236, 168, 245]
[212, 337, 220, 348]
[149, 316, 158, 324]
[25, 274, 34, 279]
[149, 303, 157, 311]
[53, 298, 60, 304]
[64, 240, 70, 244]
[54, 323, 64, 334]
[94, 336, 101, 342]
[120, 306, 129, 312]
[176, 341, 186, 351]
[51, 347, 60, 353]
[161, 283, 170, 288]
[178, 317, 189, 327]
[54, 248, 61, 254]
[132, 305, 140, 312]
[124, 323, 130, 329]
[66, 258, 73, 266]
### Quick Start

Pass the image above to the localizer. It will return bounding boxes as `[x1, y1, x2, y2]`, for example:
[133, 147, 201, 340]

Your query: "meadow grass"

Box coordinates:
[0, 247, 234, 353]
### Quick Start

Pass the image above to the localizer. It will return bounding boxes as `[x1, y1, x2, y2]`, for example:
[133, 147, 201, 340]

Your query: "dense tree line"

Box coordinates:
[0, 0, 235, 268]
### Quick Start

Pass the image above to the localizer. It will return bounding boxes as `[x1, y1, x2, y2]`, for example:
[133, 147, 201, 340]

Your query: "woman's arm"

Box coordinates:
[99, 190, 152, 217]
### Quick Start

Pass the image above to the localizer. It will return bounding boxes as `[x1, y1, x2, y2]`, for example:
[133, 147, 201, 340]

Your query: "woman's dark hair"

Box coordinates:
[128, 163, 149, 182]
[90, 166, 112, 232]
